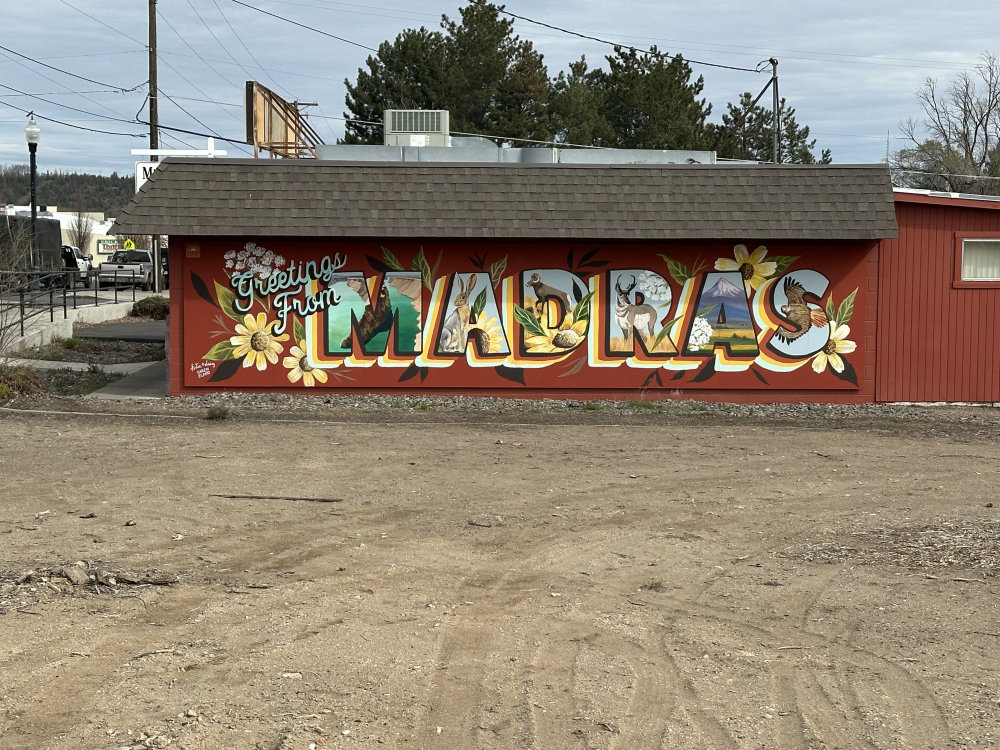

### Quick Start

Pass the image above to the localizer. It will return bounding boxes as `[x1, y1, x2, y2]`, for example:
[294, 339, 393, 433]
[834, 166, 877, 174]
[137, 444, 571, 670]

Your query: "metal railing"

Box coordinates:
[0, 269, 140, 349]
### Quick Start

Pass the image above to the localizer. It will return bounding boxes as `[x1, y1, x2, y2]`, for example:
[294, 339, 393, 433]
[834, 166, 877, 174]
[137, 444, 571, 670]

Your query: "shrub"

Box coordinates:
[0, 364, 48, 399]
[131, 295, 170, 320]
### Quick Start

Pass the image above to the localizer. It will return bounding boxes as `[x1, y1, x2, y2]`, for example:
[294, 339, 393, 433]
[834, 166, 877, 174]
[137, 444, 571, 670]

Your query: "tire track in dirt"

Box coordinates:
[654, 572, 952, 749]
[412, 568, 536, 748]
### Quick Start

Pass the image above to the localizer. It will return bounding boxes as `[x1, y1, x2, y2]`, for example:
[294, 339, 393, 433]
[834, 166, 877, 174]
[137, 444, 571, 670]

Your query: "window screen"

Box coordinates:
[961, 239, 1000, 280]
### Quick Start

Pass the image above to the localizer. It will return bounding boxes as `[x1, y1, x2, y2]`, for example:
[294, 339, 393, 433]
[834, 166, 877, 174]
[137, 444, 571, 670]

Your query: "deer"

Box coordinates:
[615, 274, 658, 344]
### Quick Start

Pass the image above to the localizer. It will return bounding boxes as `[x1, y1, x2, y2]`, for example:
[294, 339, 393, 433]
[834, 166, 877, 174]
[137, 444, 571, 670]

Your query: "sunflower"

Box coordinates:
[811, 323, 857, 374]
[466, 314, 508, 354]
[283, 339, 328, 387]
[230, 312, 289, 371]
[524, 313, 589, 354]
[715, 244, 777, 294]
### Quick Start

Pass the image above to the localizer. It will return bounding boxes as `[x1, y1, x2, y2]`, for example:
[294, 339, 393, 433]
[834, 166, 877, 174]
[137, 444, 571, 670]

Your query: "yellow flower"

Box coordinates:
[230, 312, 289, 371]
[715, 244, 777, 294]
[524, 313, 589, 353]
[283, 339, 328, 387]
[811, 323, 857, 373]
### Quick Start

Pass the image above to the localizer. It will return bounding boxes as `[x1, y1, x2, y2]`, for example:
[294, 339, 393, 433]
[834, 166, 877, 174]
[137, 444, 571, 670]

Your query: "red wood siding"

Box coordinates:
[877, 197, 1000, 403]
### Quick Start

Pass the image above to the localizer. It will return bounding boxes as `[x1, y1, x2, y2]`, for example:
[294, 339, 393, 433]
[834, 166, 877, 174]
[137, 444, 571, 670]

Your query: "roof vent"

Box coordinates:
[384, 109, 451, 147]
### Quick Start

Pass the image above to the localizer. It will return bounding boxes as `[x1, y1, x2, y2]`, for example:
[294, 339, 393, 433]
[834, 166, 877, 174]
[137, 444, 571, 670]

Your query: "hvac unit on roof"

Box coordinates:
[383, 109, 451, 147]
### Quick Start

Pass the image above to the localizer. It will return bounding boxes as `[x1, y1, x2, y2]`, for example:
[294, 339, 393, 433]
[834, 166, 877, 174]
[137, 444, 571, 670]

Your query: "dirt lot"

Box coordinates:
[1, 401, 998, 749]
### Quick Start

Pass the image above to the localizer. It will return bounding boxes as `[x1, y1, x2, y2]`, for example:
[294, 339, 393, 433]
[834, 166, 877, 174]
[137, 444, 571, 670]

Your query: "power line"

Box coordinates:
[230, 0, 378, 53]
[0, 43, 143, 92]
[135, 118, 254, 152]
[181, 0, 256, 84]
[212, 0, 289, 95]
[156, 7, 244, 91]
[0, 100, 145, 137]
[54, 0, 147, 46]
[0, 82, 141, 126]
[893, 168, 1000, 182]
[468, 0, 759, 73]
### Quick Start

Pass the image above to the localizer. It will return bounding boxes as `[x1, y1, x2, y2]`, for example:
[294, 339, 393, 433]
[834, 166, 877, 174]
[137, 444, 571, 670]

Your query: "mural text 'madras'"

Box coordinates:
[185, 242, 862, 390]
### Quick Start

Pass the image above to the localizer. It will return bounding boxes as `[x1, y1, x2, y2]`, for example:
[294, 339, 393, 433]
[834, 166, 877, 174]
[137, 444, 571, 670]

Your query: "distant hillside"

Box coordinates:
[0, 165, 134, 217]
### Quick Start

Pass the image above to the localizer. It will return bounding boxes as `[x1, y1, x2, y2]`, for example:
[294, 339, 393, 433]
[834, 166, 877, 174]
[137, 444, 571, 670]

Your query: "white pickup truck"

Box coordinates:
[98, 250, 155, 290]
[60, 245, 93, 287]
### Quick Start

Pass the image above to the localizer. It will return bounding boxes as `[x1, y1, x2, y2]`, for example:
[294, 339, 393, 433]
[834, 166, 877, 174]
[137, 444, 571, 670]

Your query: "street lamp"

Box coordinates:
[24, 114, 40, 283]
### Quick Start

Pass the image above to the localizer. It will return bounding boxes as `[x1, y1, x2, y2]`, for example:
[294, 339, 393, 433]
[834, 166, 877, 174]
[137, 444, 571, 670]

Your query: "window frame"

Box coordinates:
[953, 232, 1000, 289]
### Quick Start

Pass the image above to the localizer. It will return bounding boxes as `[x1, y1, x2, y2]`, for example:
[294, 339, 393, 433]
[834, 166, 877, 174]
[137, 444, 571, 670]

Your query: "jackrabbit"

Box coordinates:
[439, 273, 477, 352]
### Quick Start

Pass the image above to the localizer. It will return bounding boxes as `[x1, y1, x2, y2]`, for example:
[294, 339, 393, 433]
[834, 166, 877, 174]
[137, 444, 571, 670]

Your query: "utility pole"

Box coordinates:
[770, 58, 780, 164]
[148, 0, 162, 292]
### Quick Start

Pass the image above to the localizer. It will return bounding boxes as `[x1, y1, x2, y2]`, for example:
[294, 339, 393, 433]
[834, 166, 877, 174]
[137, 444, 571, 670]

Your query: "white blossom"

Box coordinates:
[225, 242, 286, 280]
[688, 316, 714, 351]
[637, 270, 672, 303]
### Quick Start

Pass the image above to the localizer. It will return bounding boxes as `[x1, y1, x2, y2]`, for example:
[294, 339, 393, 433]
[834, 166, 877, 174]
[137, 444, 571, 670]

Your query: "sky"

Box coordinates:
[0, 0, 997, 180]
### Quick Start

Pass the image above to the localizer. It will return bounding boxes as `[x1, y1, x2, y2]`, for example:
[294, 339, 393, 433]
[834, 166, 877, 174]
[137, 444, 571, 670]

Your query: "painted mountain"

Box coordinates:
[697, 273, 752, 325]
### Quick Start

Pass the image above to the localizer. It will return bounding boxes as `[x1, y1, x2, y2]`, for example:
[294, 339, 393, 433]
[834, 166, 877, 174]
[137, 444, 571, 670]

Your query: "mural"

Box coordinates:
[180, 239, 866, 392]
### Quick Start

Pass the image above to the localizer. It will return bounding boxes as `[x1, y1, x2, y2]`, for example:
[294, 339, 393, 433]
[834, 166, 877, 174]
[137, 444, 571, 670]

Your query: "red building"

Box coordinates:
[119, 158, 1000, 404]
[877, 190, 1000, 403]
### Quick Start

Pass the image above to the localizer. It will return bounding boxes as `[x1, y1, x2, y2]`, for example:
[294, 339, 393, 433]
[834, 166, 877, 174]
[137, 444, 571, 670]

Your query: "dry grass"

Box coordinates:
[784, 519, 1000, 578]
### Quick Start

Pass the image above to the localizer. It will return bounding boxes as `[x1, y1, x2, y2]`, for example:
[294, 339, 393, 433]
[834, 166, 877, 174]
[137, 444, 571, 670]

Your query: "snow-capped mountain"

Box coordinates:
[704, 276, 743, 298]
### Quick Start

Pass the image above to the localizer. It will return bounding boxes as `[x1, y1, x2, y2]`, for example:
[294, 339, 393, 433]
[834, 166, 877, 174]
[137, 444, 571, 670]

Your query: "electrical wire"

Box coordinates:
[0, 100, 145, 137]
[0, 47, 141, 121]
[467, 0, 759, 73]
[135, 118, 254, 152]
[53, 0, 146, 46]
[212, 0, 289, 95]
[182, 0, 257, 85]
[156, 7, 244, 91]
[893, 168, 1000, 182]
[0, 83, 141, 126]
[0, 43, 143, 92]
[230, 0, 378, 53]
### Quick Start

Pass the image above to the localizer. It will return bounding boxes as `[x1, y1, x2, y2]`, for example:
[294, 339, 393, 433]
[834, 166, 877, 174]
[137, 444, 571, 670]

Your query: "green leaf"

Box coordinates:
[488, 256, 508, 288]
[293, 316, 306, 345]
[650, 304, 716, 350]
[572, 291, 594, 324]
[836, 288, 857, 328]
[214, 280, 243, 322]
[381, 246, 404, 271]
[768, 255, 799, 276]
[411, 247, 432, 290]
[650, 325, 675, 350]
[203, 340, 238, 361]
[472, 288, 487, 318]
[824, 296, 836, 323]
[514, 304, 546, 337]
[658, 254, 691, 285]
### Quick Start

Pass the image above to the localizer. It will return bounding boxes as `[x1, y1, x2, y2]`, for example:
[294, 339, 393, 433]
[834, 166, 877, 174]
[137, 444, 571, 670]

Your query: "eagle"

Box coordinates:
[776, 277, 828, 342]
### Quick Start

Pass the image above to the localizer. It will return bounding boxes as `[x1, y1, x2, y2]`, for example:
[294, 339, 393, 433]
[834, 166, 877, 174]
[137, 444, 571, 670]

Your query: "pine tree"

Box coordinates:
[342, 3, 552, 145]
[712, 93, 832, 163]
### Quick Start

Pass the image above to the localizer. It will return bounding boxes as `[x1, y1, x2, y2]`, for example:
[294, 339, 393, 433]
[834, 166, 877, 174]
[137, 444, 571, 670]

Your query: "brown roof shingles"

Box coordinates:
[112, 158, 898, 240]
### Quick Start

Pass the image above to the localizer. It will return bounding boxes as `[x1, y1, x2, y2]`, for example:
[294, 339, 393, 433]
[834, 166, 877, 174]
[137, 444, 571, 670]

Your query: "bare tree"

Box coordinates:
[0, 217, 39, 357]
[68, 210, 95, 253]
[891, 53, 1000, 195]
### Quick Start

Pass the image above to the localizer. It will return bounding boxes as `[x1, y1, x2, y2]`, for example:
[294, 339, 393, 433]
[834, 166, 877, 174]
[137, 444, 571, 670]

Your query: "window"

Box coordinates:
[953, 233, 1000, 289]
[961, 239, 1000, 281]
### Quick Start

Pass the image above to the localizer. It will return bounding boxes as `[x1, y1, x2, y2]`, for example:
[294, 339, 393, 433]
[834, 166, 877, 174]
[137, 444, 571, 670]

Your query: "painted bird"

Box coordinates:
[776, 277, 828, 342]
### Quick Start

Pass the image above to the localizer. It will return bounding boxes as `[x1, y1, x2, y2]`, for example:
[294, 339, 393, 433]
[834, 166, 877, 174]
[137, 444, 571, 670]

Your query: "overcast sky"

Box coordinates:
[1, 0, 997, 180]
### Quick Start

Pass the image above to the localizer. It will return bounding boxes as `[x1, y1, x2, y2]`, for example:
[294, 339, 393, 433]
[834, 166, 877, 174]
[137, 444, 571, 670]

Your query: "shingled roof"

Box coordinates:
[111, 158, 897, 241]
